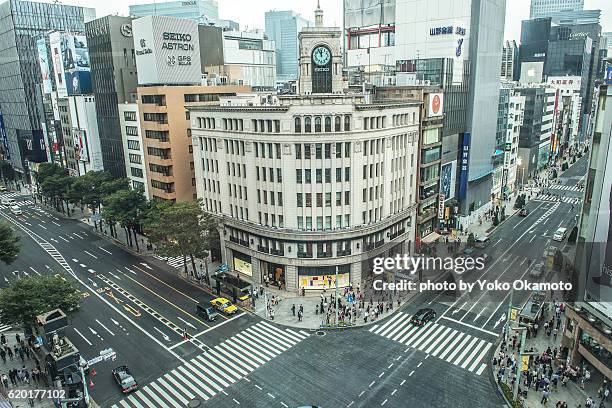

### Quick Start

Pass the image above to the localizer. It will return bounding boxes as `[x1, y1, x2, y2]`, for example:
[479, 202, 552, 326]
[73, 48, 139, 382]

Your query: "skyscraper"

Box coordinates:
[129, 0, 218, 23]
[501, 40, 519, 81]
[0, 0, 95, 178]
[86, 16, 139, 178]
[265, 10, 312, 81]
[529, 0, 583, 19]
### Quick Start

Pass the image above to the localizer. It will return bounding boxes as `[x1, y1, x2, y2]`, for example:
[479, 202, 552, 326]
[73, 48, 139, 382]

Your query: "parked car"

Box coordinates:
[210, 297, 237, 315]
[530, 262, 545, 279]
[410, 308, 436, 326]
[196, 302, 219, 321]
[112, 366, 138, 394]
[519, 207, 529, 217]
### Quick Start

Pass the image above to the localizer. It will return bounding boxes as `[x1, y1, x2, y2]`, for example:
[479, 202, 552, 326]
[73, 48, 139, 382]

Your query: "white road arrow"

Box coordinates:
[494, 313, 507, 328]
[88, 278, 98, 287]
[139, 263, 153, 270]
[177, 317, 196, 329]
[3, 277, 8, 283]
[72, 259, 79, 262]
[473, 307, 487, 322]
[154, 327, 170, 342]
[451, 302, 467, 315]
[89, 327, 98, 336]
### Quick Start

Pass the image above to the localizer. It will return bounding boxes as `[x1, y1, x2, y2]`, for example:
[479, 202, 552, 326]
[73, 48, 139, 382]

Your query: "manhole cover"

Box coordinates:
[188, 399, 202, 408]
[316, 331, 326, 336]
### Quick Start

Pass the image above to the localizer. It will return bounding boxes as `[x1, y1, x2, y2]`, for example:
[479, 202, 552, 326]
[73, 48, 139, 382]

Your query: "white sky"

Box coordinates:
[56, 0, 612, 41]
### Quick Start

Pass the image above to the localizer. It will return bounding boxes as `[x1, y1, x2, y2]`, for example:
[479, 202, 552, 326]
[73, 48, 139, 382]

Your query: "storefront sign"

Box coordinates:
[428, 93, 444, 118]
[233, 257, 252, 276]
[605, 67, 612, 85]
[438, 194, 445, 219]
[430, 26, 466, 36]
[458, 133, 470, 200]
[120, 24, 133, 38]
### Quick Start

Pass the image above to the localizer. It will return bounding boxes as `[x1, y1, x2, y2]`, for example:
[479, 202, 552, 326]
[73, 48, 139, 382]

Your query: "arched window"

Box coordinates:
[315, 116, 322, 132]
[295, 117, 301, 133]
[344, 115, 351, 131]
[305, 116, 312, 133]
[335, 116, 341, 132]
[324, 116, 332, 132]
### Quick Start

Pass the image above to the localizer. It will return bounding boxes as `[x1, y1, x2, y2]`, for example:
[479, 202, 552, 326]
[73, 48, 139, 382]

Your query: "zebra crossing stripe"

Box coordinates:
[384, 314, 413, 339]
[167, 369, 202, 398]
[216, 342, 257, 372]
[436, 332, 466, 360]
[196, 355, 236, 384]
[417, 325, 448, 351]
[424, 327, 453, 354]
[249, 326, 291, 350]
[175, 364, 214, 398]
[429, 329, 457, 357]
[231, 335, 272, 362]
[397, 323, 419, 343]
[468, 342, 493, 372]
[158, 378, 188, 405]
[126, 396, 143, 408]
[207, 349, 249, 377]
[241, 330, 281, 355]
[260, 321, 305, 343]
[412, 324, 445, 349]
[163, 373, 194, 400]
[372, 312, 405, 334]
[461, 339, 488, 369]
[403, 323, 437, 347]
[392, 320, 416, 342]
[452, 336, 480, 366]
[444, 335, 472, 363]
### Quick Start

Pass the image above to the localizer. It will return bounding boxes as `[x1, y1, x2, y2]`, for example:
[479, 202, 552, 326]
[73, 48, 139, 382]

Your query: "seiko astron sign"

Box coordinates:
[132, 15, 201, 85]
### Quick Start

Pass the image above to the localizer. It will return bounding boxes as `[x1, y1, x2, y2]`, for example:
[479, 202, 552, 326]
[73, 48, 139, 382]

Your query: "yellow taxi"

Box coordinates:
[210, 297, 237, 315]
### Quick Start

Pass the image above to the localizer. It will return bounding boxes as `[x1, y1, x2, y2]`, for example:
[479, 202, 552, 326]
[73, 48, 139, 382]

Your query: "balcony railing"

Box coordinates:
[336, 249, 351, 256]
[297, 252, 313, 259]
[257, 245, 269, 253]
[317, 252, 333, 259]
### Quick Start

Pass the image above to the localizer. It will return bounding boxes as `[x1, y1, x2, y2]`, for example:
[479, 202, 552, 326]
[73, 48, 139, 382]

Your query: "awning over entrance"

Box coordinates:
[421, 231, 440, 244]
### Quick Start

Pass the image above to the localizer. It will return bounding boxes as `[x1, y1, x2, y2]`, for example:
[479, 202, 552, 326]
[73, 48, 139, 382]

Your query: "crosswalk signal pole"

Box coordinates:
[505, 287, 514, 342]
[335, 266, 339, 326]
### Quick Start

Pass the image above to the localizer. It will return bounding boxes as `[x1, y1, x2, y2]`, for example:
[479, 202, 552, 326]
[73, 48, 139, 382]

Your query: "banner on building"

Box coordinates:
[36, 39, 53, 94]
[62, 34, 92, 95]
[440, 160, 457, 200]
[458, 133, 471, 200]
[0, 114, 9, 160]
[73, 129, 89, 162]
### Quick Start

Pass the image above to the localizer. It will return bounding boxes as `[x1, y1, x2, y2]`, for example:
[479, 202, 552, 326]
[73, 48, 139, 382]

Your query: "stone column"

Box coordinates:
[285, 265, 298, 292]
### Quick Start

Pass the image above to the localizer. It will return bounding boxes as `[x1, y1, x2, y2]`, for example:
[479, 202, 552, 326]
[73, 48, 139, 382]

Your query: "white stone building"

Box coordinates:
[118, 102, 149, 198]
[504, 89, 525, 193]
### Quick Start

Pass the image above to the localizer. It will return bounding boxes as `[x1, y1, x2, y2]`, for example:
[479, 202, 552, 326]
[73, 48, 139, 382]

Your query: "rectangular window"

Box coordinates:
[278, 192, 283, 206]
[127, 140, 140, 150]
[316, 143, 322, 159]
[304, 144, 311, 159]
[295, 144, 302, 159]
[316, 169, 322, 183]
[297, 193, 303, 207]
[335, 142, 342, 158]
[324, 143, 331, 159]
[296, 169, 302, 183]
[336, 192, 342, 206]
[276, 168, 282, 182]
[128, 153, 142, 164]
[325, 168, 331, 183]
[305, 169, 312, 183]
[336, 168, 342, 182]
[325, 192, 331, 207]
[316, 193, 323, 207]
[345, 191, 350, 205]
[345, 167, 350, 182]
[297, 217, 304, 230]
[125, 126, 138, 136]
[130, 167, 143, 178]
[305, 193, 312, 207]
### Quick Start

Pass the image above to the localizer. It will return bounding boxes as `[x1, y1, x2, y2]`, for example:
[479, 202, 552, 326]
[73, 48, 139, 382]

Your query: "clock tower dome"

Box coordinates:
[297, 1, 343, 94]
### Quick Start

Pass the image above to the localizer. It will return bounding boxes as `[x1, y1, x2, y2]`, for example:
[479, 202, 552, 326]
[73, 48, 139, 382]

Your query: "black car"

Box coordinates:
[410, 308, 436, 326]
[196, 303, 219, 322]
[112, 366, 138, 394]
[519, 207, 529, 217]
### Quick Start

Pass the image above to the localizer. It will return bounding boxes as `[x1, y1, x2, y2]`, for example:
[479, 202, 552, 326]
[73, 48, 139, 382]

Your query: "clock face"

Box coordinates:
[312, 46, 331, 66]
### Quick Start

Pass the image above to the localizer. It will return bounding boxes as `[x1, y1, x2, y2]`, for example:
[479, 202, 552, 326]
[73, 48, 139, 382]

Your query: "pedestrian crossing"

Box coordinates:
[546, 184, 582, 192]
[0, 192, 34, 206]
[0, 325, 12, 333]
[534, 194, 582, 204]
[111, 321, 310, 408]
[152, 255, 184, 270]
[369, 312, 491, 375]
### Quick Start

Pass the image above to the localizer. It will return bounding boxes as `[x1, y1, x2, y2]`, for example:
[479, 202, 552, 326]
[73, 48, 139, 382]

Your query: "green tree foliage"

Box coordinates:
[0, 221, 20, 265]
[0, 275, 82, 326]
[144, 200, 215, 274]
[0, 160, 15, 183]
[36, 163, 72, 213]
[102, 188, 147, 250]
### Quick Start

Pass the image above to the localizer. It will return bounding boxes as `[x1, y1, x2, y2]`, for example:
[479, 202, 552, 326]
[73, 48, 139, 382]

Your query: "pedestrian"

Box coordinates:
[291, 304, 295, 316]
[541, 389, 549, 404]
[315, 304, 319, 315]
[7, 347, 13, 361]
[0, 334, 5, 346]
[553, 328, 558, 341]
[297, 310, 303, 322]
[15, 334, 20, 344]
[0, 349, 5, 364]
[299, 304, 304, 315]
[17, 348, 24, 362]
[1, 373, 7, 388]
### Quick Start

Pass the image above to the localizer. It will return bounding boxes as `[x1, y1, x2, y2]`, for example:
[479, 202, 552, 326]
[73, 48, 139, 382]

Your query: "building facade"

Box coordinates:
[86, 15, 139, 178]
[0, 0, 95, 178]
[529, 0, 583, 19]
[138, 85, 249, 203]
[502, 87, 525, 194]
[129, 0, 218, 23]
[118, 103, 149, 198]
[501, 40, 519, 81]
[265, 10, 312, 82]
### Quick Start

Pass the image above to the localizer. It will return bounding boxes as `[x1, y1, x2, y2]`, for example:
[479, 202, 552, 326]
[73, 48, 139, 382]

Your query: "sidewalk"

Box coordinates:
[492, 305, 608, 408]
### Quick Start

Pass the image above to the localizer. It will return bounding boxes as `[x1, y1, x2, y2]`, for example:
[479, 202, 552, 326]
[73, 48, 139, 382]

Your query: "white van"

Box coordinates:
[1, 197, 16, 206]
[553, 227, 567, 242]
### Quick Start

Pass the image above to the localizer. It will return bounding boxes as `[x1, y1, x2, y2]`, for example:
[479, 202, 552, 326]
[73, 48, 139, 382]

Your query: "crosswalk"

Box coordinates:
[111, 321, 310, 408]
[369, 312, 491, 375]
[152, 255, 184, 269]
[0, 192, 34, 206]
[534, 194, 582, 204]
[0, 325, 12, 333]
[546, 185, 582, 192]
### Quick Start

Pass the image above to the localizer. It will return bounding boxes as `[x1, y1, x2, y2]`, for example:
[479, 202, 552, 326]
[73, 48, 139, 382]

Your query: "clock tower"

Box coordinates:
[297, 1, 343, 94]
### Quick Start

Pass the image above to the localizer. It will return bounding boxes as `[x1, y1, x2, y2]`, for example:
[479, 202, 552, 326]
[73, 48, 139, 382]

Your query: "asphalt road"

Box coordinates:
[0, 154, 587, 408]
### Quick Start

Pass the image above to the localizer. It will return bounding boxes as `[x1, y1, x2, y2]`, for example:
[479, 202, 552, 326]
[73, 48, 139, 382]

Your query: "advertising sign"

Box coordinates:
[73, 129, 88, 162]
[605, 66, 612, 85]
[440, 160, 457, 200]
[438, 194, 445, 219]
[458, 133, 471, 200]
[233, 257, 252, 276]
[0, 114, 9, 160]
[36, 39, 53, 94]
[62, 34, 92, 95]
[428, 93, 444, 118]
[49, 32, 67, 97]
[133, 16, 201, 85]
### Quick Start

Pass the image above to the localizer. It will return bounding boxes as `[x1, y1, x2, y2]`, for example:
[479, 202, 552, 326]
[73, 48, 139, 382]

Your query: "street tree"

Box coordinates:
[144, 200, 209, 275]
[0, 221, 20, 265]
[36, 164, 72, 214]
[102, 188, 147, 250]
[201, 211, 222, 262]
[0, 160, 15, 185]
[0, 275, 82, 326]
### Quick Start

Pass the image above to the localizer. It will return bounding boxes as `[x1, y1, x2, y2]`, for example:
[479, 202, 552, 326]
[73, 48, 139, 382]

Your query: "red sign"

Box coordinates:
[432, 95, 441, 115]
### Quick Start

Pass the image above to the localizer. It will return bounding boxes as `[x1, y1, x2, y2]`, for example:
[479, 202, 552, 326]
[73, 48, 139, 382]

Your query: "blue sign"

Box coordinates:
[347, 294, 354, 304]
[0, 113, 9, 160]
[456, 38, 464, 57]
[605, 66, 612, 85]
[458, 132, 471, 200]
[430, 26, 466, 36]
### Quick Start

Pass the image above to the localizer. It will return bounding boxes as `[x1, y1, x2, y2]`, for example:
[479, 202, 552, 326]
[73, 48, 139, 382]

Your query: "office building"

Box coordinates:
[501, 40, 519, 81]
[0, 0, 95, 179]
[118, 103, 149, 198]
[497, 85, 524, 195]
[563, 83, 612, 384]
[86, 16, 139, 178]
[265, 10, 312, 82]
[129, 0, 218, 24]
[374, 86, 445, 238]
[190, 5, 420, 291]
[547, 76, 582, 153]
[529, 0, 583, 19]
[203, 30, 277, 91]
[548, 9, 600, 26]
[515, 85, 557, 182]
[138, 85, 249, 203]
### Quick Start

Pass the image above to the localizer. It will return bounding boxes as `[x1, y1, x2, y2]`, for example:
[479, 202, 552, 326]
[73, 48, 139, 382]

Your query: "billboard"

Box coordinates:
[49, 32, 67, 97]
[73, 129, 89, 162]
[605, 66, 612, 85]
[458, 133, 470, 200]
[133, 15, 201, 85]
[440, 160, 457, 200]
[36, 39, 53, 94]
[0, 114, 9, 160]
[62, 34, 92, 95]
[427, 93, 444, 118]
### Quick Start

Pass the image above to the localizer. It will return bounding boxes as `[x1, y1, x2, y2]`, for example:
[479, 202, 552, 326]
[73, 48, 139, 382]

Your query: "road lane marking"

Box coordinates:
[99, 247, 112, 255]
[267, 393, 275, 399]
[381, 399, 387, 406]
[59, 236, 69, 242]
[177, 316, 197, 329]
[529, 234, 537, 243]
[52, 221, 61, 227]
[132, 265, 198, 303]
[84, 250, 98, 259]
[96, 319, 115, 336]
[409, 371, 414, 376]
[359, 391, 365, 397]
[29, 267, 41, 276]
[400, 380, 406, 386]
[73, 328, 92, 345]
[79, 264, 87, 268]
[378, 372, 385, 378]
[73, 233, 84, 239]
[417, 362, 422, 368]
[38, 224, 47, 230]
[440, 316, 499, 336]
[254, 384, 262, 391]
[234, 399, 241, 405]
[369, 381, 375, 388]
[154, 327, 171, 341]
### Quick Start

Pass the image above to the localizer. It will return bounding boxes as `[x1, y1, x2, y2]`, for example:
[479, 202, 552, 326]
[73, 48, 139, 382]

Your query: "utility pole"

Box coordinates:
[512, 326, 527, 401]
[335, 265, 339, 326]
[505, 287, 514, 342]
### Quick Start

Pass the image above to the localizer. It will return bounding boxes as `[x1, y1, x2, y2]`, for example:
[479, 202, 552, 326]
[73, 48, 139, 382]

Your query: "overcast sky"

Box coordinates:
[63, 0, 611, 41]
